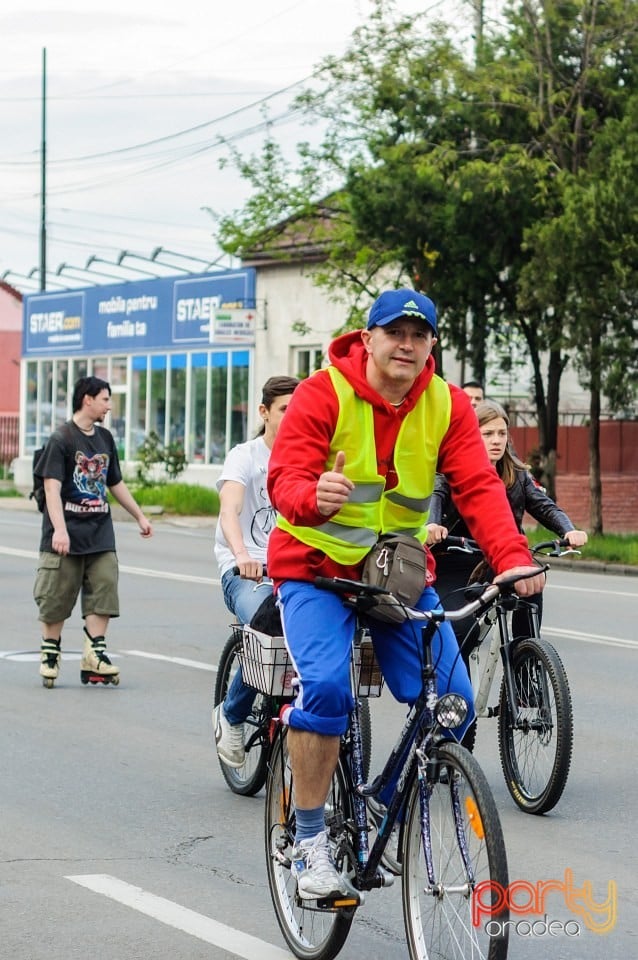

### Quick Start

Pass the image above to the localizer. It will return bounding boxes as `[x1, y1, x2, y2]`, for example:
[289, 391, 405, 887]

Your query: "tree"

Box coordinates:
[214, 0, 638, 519]
[519, 97, 638, 531]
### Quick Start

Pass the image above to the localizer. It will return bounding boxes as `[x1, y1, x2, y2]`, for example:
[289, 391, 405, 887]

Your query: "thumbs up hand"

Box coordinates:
[333, 450, 346, 474]
[316, 449, 354, 516]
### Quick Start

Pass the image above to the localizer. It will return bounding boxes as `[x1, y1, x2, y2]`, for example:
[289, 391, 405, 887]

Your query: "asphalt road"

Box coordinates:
[1, 502, 636, 960]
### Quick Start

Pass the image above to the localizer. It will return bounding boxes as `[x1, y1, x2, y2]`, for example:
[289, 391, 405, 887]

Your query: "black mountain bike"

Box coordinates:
[433, 536, 575, 814]
[262, 571, 541, 960]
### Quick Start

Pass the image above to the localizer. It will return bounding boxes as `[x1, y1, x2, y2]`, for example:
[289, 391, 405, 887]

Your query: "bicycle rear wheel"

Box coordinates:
[213, 631, 269, 796]
[498, 636, 573, 814]
[264, 732, 357, 960]
[402, 741, 509, 960]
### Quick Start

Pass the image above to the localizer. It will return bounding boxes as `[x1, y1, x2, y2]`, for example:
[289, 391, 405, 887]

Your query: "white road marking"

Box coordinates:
[121, 564, 218, 585]
[549, 582, 637, 598]
[0, 650, 84, 661]
[542, 627, 638, 649]
[0, 546, 220, 585]
[123, 649, 216, 671]
[0, 545, 36, 560]
[65, 874, 292, 959]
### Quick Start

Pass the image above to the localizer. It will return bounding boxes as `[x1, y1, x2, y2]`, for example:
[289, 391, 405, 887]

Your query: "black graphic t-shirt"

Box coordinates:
[38, 421, 123, 555]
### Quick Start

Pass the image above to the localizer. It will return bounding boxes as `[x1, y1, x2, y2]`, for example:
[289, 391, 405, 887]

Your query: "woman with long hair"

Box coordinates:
[428, 398, 587, 645]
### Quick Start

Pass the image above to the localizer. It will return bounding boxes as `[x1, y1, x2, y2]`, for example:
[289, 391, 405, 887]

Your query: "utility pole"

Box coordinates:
[39, 47, 47, 292]
[460, 1, 484, 385]
[473, 0, 484, 64]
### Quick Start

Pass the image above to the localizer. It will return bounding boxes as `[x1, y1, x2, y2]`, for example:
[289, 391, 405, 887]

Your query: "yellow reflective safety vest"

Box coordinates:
[276, 366, 452, 565]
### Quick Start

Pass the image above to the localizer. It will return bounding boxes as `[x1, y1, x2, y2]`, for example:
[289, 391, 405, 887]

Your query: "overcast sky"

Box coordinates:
[0, 0, 489, 292]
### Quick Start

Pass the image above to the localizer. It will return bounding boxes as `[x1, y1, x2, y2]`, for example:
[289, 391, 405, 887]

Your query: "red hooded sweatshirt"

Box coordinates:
[267, 331, 534, 589]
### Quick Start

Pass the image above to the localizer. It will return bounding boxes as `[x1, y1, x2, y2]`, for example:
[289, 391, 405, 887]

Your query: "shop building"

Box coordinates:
[14, 256, 351, 490]
[17, 268, 259, 488]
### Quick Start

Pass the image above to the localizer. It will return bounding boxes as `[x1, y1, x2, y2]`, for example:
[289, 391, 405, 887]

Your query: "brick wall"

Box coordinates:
[510, 422, 638, 534]
[528, 474, 638, 534]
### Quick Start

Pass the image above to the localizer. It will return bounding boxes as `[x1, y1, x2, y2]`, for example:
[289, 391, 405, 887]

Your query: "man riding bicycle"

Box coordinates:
[267, 288, 546, 901]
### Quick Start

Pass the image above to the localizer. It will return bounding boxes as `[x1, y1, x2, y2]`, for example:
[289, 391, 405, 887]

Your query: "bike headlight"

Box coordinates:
[435, 694, 469, 729]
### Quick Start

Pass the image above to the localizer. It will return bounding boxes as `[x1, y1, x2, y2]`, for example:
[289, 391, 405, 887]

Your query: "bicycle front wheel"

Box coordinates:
[264, 731, 356, 960]
[498, 636, 573, 814]
[402, 741, 509, 960]
[213, 631, 269, 796]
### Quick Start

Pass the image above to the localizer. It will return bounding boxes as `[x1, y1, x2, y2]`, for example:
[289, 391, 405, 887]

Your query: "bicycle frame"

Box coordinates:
[263, 571, 527, 959]
[343, 617, 475, 893]
[468, 595, 549, 729]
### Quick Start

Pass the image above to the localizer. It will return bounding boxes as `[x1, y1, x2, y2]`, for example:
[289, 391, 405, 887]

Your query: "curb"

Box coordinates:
[541, 555, 638, 578]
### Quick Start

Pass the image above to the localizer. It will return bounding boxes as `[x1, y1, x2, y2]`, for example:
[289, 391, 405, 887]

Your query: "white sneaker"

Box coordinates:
[214, 703, 245, 768]
[291, 830, 346, 900]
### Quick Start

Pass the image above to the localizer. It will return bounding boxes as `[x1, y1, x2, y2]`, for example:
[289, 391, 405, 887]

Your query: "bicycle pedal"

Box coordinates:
[317, 891, 362, 909]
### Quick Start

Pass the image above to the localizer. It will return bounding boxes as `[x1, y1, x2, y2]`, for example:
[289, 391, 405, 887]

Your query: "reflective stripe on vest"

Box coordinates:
[277, 366, 452, 564]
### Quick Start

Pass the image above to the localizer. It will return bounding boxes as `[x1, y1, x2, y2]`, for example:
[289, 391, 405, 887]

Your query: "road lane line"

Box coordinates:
[121, 564, 218, 585]
[65, 874, 292, 959]
[549, 583, 637, 598]
[0, 546, 220, 585]
[542, 627, 637, 649]
[0, 545, 37, 560]
[123, 649, 216, 671]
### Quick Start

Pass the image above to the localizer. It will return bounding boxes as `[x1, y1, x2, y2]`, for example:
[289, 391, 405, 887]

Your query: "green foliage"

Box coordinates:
[135, 431, 187, 486]
[131, 483, 219, 516]
[163, 441, 187, 481]
[213, 0, 638, 529]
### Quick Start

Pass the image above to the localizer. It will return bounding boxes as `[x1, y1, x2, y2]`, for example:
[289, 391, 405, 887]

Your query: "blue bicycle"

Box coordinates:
[262, 570, 542, 960]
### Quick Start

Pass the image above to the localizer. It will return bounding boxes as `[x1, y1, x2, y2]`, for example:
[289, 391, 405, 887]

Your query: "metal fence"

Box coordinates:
[0, 415, 19, 468]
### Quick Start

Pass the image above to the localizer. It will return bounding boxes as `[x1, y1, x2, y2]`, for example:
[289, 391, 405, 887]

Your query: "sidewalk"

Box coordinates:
[2, 493, 635, 575]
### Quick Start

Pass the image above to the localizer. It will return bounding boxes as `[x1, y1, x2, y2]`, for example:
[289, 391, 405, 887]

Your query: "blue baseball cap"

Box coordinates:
[367, 288, 437, 335]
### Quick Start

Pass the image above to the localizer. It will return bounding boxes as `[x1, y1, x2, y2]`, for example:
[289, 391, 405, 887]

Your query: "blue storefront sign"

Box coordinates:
[23, 269, 256, 355]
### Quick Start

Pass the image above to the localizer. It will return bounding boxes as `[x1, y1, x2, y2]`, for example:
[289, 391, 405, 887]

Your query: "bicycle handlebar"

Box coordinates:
[231, 564, 270, 578]
[432, 535, 582, 560]
[314, 565, 548, 625]
[531, 539, 582, 558]
[430, 535, 480, 555]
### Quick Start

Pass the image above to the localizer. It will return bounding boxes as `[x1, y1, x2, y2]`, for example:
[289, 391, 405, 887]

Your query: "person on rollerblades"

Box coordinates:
[33, 376, 153, 688]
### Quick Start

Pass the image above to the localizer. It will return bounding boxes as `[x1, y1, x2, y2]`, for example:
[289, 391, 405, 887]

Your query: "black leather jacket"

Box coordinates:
[429, 469, 575, 537]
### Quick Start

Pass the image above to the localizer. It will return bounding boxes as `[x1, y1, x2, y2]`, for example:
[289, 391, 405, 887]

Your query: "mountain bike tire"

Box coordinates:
[264, 732, 357, 960]
[402, 741, 509, 960]
[213, 631, 270, 796]
[497, 635, 573, 814]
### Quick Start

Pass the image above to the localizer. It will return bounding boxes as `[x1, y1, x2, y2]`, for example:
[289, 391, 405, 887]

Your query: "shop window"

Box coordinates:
[131, 356, 149, 456]
[210, 353, 228, 464]
[169, 354, 187, 448]
[230, 355, 249, 449]
[91, 358, 109, 381]
[190, 353, 208, 462]
[37, 361, 54, 440]
[70, 359, 88, 387]
[110, 357, 127, 387]
[25, 361, 38, 451]
[55, 360, 69, 426]
[149, 356, 168, 443]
